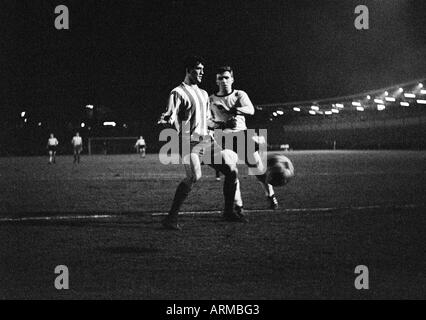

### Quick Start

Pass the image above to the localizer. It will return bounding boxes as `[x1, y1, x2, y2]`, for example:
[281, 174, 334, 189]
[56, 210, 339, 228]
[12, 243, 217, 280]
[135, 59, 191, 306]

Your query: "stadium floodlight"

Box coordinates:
[384, 91, 389, 96]
[38, 122, 42, 126]
[293, 107, 301, 112]
[325, 111, 332, 115]
[385, 97, 396, 102]
[103, 121, 116, 127]
[398, 88, 404, 93]
[374, 99, 384, 104]
[400, 102, 410, 107]
[419, 83, 423, 88]
[377, 104, 386, 111]
[335, 103, 344, 108]
[352, 101, 361, 107]
[331, 108, 339, 114]
[21, 111, 26, 118]
[420, 90, 426, 95]
[24, 118, 28, 123]
[81, 122, 85, 128]
[404, 93, 416, 98]
[276, 110, 284, 115]
[272, 112, 278, 117]
[85, 105, 94, 109]
[311, 105, 319, 111]
[309, 110, 316, 115]
[417, 100, 426, 104]
[366, 95, 371, 100]
[356, 106, 364, 112]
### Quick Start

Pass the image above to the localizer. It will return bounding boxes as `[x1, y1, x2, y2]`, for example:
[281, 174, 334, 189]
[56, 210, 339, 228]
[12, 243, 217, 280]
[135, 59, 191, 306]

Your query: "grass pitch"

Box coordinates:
[0, 151, 425, 299]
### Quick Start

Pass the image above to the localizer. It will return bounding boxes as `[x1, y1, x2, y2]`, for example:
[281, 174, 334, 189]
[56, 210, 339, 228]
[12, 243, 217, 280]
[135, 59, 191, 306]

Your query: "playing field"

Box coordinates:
[0, 150, 425, 299]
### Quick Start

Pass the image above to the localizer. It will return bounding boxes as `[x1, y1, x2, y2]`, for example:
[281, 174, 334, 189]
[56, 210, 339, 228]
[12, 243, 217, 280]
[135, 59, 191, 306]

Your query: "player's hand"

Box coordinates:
[225, 117, 237, 129]
[158, 114, 171, 127]
[229, 107, 238, 116]
[214, 121, 227, 130]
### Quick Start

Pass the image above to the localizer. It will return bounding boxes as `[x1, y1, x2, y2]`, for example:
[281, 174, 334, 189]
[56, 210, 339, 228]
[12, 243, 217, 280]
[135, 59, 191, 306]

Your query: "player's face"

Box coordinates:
[216, 71, 234, 92]
[187, 63, 204, 84]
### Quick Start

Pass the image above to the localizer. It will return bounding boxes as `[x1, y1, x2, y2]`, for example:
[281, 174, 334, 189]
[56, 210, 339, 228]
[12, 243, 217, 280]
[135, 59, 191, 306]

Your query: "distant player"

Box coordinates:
[71, 132, 83, 164]
[158, 55, 246, 230]
[135, 136, 146, 158]
[47, 133, 59, 164]
[210, 66, 279, 212]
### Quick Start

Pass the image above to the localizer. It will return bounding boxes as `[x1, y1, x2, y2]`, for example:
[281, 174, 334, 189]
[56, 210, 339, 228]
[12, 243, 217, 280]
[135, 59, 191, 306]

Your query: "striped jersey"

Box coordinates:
[162, 82, 211, 139]
[209, 90, 255, 133]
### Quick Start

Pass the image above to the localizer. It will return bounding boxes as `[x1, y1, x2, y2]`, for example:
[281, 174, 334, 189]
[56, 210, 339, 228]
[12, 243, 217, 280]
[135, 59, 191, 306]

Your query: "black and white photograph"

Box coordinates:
[0, 0, 425, 306]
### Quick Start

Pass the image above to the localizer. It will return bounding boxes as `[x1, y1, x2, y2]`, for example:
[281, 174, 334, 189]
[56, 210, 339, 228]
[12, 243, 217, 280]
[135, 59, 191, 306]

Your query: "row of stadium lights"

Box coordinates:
[19, 104, 127, 129]
[83, 105, 126, 128]
[271, 83, 426, 118]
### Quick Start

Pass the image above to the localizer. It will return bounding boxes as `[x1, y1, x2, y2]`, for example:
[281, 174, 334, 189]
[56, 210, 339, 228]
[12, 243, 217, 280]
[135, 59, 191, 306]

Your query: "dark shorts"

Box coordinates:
[73, 145, 82, 153]
[48, 146, 57, 152]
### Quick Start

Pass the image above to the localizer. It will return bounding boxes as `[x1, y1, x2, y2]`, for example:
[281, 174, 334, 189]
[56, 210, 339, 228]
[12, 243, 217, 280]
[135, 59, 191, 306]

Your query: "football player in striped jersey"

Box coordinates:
[158, 56, 247, 230]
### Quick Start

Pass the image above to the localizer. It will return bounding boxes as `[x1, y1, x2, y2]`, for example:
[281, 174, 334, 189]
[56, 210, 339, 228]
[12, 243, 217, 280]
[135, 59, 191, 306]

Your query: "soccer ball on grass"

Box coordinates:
[266, 154, 294, 187]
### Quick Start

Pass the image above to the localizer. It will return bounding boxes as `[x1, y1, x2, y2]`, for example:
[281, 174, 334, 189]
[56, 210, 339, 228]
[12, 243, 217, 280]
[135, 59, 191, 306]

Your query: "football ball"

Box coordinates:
[266, 154, 294, 187]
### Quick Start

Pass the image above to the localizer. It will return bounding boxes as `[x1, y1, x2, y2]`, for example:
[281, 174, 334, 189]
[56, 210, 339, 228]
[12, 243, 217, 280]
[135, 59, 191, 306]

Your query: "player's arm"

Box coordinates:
[158, 91, 180, 125]
[233, 91, 255, 115]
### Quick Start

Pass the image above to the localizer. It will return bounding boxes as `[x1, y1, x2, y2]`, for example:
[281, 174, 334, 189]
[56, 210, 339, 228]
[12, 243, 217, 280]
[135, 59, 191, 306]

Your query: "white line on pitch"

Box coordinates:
[0, 203, 422, 223]
[0, 214, 119, 223]
[150, 203, 423, 216]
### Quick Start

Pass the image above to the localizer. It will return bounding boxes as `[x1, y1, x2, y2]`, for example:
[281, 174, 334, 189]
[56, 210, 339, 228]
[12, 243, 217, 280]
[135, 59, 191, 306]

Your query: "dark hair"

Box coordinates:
[183, 55, 205, 73]
[216, 65, 234, 77]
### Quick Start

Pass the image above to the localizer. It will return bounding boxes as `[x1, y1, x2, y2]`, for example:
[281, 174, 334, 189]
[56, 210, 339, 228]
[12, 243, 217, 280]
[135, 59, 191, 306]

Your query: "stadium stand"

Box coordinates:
[261, 79, 426, 150]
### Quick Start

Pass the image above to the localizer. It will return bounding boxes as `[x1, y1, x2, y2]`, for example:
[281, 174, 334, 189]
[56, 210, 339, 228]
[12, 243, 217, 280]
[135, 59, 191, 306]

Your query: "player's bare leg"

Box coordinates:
[162, 153, 201, 230]
[210, 150, 247, 222]
[248, 151, 278, 209]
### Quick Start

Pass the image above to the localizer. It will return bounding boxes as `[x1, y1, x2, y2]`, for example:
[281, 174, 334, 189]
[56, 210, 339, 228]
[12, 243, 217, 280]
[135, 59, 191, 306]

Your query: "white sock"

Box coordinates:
[234, 179, 243, 207]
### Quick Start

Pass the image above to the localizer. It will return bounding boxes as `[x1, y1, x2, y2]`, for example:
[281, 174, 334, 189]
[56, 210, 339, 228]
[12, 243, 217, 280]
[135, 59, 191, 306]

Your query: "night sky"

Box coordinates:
[1, 0, 425, 125]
